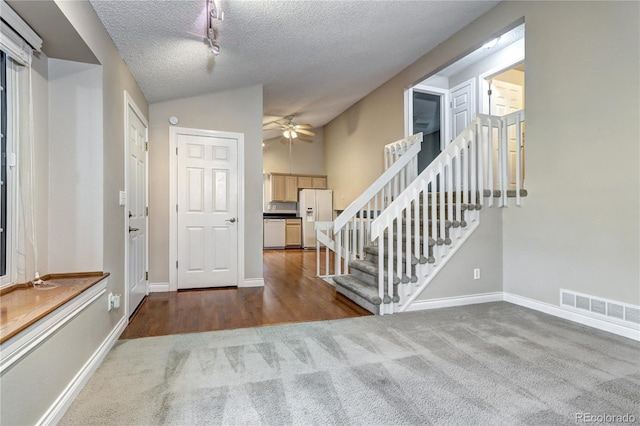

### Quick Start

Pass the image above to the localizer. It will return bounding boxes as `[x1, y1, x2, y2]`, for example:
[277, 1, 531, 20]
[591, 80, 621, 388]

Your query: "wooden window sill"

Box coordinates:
[0, 272, 110, 344]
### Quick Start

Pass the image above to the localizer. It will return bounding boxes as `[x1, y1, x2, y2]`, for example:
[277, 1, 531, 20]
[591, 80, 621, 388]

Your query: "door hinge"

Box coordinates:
[176, 204, 178, 212]
[145, 142, 148, 151]
[449, 101, 453, 108]
[487, 89, 492, 96]
[176, 261, 178, 269]
[145, 271, 148, 281]
[146, 206, 149, 216]
[176, 147, 178, 155]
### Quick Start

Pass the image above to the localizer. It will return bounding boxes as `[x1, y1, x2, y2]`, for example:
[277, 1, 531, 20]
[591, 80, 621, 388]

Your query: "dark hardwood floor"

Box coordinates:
[119, 249, 371, 339]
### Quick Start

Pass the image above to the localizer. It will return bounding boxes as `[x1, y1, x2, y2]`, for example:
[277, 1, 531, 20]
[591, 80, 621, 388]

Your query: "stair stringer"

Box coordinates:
[396, 218, 480, 312]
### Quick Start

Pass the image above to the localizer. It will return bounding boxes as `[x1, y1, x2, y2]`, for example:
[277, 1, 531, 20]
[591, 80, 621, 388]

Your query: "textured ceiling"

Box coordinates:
[89, 0, 499, 138]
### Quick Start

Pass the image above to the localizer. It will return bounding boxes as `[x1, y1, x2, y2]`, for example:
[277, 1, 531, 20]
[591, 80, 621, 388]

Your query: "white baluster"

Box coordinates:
[336, 230, 342, 275]
[470, 129, 477, 212]
[477, 121, 485, 207]
[516, 117, 522, 207]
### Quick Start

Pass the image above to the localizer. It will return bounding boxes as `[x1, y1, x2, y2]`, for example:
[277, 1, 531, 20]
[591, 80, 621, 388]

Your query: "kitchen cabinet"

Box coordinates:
[297, 176, 312, 189]
[297, 175, 327, 190]
[312, 177, 327, 189]
[271, 175, 286, 201]
[285, 219, 302, 247]
[271, 174, 297, 202]
[285, 176, 297, 201]
[269, 173, 327, 202]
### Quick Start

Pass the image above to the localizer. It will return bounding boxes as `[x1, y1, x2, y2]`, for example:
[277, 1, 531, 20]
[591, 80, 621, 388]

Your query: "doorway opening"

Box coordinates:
[413, 90, 444, 172]
[406, 22, 525, 173]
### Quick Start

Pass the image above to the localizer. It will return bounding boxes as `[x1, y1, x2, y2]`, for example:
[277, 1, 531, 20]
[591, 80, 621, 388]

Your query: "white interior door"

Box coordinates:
[126, 98, 148, 317]
[489, 79, 523, 188]
[177, 132, 239, 289]
[450, 79, 475, 139]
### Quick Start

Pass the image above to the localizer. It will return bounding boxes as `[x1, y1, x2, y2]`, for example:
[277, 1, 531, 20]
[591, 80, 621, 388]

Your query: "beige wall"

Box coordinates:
[263, 127, 325, 175]
[501, 2, 639, 305]
[148, 85, 264, 284]
[55, 0, 148, 310]
[48, 59, 104, 273]
[1, 1, 148, 423]
[417, 208, 503, 300]
[324, 1, 639, 306]
[324, 80, 405, 211]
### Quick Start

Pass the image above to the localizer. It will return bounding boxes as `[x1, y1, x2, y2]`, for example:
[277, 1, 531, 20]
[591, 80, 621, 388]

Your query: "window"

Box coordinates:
[1, 50, 8, 281]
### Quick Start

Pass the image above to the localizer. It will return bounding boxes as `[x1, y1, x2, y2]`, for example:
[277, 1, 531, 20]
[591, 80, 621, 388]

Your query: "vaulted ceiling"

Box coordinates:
[88, 1, 499, 137]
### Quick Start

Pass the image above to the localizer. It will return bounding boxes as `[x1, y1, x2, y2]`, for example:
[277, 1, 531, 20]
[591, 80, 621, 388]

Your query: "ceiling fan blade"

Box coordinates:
[297, 136, 313, 143]
[295, 124, 313, 129]
[296, 129, 316, 137]
[263, 118, 286, 126]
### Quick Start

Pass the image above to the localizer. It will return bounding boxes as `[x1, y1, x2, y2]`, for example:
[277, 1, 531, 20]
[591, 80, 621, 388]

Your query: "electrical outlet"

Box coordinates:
[473, 268, 480, 280]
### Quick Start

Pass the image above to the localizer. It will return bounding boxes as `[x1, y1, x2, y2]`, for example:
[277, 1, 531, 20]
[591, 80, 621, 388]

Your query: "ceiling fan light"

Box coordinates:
[283, 129, 297, 139]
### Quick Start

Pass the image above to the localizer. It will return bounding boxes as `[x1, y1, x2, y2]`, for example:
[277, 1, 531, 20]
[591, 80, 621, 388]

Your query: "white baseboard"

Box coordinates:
[240, 278, 264, 288]
[503, 292, 640, 342]
[149, 282, 170, 292]
[405, 292, 503, 312]
[37, 315, 128, 426]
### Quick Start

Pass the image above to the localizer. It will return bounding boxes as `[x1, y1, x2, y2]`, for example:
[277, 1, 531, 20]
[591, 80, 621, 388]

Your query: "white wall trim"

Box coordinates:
[240, 278, 264, 288]
[36, 315, 127, 426]
[503, 292, 640, 342]
[149, 282, 170, 292]
[0, 279, 108, 373]
[405, 291, 503, 312]
[169, 126, 245, 292]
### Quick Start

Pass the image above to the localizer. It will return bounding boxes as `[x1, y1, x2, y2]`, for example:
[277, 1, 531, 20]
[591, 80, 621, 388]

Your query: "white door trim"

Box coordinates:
[169, 126, 245, 292]
[123, 91, 149, 318]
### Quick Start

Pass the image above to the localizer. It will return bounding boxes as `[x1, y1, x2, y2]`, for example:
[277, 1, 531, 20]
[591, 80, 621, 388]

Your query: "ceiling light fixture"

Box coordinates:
[206, 0, 223, 56]
[283, 129, 297, 139]
[482, 37, 500, 49]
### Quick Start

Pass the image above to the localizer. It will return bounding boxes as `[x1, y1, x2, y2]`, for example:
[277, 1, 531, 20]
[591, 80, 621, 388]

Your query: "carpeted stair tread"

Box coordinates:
[349, 260, 399, 283]
[333, 275, 382, 305]
[364, 246, 419, 264]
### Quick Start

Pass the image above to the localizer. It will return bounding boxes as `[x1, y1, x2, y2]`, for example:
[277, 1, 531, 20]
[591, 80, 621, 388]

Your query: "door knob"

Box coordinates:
[129, 226, 140, 232]
[226, 218, 236, 223]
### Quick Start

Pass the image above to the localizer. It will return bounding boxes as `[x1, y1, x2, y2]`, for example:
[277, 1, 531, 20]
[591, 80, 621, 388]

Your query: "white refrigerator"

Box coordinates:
[298, 189, 333, 248]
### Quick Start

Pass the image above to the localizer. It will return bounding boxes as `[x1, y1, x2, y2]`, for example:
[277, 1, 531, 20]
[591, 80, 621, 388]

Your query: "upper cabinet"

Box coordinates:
[297, 176, 312, 189]
[297, 175, 327, 190]
[271, 174, 298, 202]
[269, 173, 327, 202]
[312, 177, 327, 189]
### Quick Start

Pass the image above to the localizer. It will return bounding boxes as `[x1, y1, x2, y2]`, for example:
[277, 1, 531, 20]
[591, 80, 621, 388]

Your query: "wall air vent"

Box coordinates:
[560, 289, 640, 331]
[626, 307, 640, 324]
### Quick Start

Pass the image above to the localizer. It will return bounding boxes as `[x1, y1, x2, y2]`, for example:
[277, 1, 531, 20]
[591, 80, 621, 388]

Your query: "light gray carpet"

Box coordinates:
[61, 302, 640, 425]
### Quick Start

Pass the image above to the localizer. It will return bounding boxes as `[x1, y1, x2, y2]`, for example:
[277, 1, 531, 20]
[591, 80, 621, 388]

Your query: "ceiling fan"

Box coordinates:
[263, 115, 316, 143]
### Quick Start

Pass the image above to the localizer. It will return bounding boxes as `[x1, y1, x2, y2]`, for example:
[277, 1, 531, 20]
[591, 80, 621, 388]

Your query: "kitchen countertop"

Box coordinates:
[263, 213, 300, 219]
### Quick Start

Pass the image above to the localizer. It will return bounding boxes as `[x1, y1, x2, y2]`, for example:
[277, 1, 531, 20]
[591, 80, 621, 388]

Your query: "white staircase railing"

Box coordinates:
[315, 133, 423, 277]
[371, 111, 525, 314]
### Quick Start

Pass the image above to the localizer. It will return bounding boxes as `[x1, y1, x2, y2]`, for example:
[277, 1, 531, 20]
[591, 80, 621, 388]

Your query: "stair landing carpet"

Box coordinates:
[61, 302, 640, 425]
